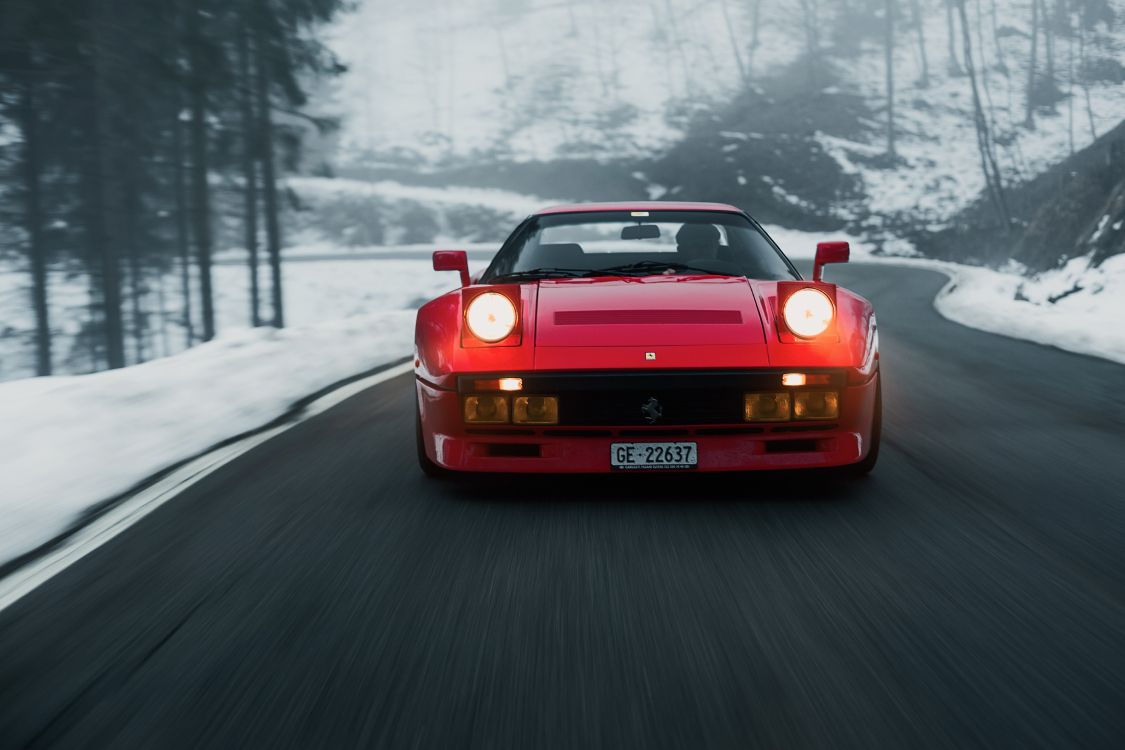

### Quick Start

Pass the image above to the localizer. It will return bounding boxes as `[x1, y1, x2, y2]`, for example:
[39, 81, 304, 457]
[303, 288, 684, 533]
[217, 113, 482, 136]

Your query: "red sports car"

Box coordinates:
[414, 203, 880, 475]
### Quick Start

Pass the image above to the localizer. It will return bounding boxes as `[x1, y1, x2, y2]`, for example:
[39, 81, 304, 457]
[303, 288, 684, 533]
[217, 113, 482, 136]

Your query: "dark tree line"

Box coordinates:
[0, 0, 346, 375]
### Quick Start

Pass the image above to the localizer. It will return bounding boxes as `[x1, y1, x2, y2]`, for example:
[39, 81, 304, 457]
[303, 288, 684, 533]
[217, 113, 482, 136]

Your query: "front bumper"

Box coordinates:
[417, 370, 878, 473]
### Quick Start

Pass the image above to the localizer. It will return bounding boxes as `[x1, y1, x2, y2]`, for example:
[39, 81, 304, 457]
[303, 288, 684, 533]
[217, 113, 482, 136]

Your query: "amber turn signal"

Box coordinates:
[463, 395, 510, 424]
[471, 377, 523, 392]
[512, 396, 559, 425]
[782, 372, 833, 387]
[744, 393, 791, 422]
[793, 391, 839, 420]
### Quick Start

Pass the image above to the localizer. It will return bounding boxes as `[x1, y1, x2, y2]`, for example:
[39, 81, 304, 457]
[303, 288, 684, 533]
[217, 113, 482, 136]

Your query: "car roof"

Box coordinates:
[534, 201, 744, 216]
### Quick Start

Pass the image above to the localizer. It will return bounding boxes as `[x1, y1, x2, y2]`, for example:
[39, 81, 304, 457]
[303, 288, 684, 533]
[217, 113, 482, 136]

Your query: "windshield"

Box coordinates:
[481, 211, 799, 283]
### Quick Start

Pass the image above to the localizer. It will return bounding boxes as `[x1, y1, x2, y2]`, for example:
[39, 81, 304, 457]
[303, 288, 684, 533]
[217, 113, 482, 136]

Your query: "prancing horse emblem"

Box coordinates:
[641, 397, 663, 424]
[645, 352, 656, 360]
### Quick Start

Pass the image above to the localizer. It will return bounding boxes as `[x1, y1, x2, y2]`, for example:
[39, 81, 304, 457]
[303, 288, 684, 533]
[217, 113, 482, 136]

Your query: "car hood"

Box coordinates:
[534, 276, 767, 347]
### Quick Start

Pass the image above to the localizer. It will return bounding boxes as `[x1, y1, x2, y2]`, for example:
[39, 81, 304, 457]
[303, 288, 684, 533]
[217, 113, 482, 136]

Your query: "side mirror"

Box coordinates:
[812, 241, 849, 282]
[433, 250, 470, 287]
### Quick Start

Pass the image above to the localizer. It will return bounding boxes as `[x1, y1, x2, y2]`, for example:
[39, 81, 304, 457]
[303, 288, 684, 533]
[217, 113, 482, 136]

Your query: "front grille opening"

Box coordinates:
[541, 429, 613, 437]
[486, 443, 541, 458]
[764, 439, 819, 454]
[618, 429, 692, 437]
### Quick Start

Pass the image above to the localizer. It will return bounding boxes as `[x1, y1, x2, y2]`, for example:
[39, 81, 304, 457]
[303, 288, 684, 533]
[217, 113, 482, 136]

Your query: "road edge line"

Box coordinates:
[0, 360, 415, 615]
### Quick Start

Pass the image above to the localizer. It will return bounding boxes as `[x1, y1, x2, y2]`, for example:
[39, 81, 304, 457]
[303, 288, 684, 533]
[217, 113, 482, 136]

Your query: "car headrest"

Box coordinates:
[676, 223, 720, 248]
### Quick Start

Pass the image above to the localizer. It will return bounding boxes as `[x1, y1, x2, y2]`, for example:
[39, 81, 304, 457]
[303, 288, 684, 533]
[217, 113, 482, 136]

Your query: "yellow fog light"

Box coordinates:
[463, 394, 510, 424]
[744, 392, 791, 422]
[793, 391, 839, 420]
[513, 395, 559, 425]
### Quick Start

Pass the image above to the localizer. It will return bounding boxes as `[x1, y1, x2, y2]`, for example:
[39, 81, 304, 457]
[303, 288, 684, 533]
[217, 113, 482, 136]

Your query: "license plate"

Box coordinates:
[610, 442, 698, 470]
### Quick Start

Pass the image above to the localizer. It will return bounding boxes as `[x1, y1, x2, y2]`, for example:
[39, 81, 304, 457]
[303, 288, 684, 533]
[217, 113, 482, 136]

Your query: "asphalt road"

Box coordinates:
[2, 264, 1125, 749]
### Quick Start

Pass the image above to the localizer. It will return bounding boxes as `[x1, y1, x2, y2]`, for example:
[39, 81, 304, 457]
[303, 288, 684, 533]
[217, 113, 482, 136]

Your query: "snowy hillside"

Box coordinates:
[326, 0, 1125, 229]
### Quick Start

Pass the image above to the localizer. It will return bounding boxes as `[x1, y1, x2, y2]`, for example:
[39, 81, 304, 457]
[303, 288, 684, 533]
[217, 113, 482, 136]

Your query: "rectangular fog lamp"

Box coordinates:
[463, 395, 510, 424]
[512, 396, 559, 425]
[744, 393, 791, 422]
[793, 391, 839, 421]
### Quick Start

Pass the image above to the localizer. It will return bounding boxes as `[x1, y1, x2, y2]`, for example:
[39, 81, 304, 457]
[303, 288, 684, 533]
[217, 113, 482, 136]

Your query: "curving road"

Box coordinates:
[2, 264, 1125, 749]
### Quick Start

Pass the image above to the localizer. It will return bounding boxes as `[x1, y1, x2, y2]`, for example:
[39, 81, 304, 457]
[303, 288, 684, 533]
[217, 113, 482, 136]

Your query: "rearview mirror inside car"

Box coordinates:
[621, 224, 661, 240]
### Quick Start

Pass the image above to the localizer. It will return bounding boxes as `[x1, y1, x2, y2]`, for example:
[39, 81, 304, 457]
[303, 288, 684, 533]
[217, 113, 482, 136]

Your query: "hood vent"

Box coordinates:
[554, 309, 743, 326]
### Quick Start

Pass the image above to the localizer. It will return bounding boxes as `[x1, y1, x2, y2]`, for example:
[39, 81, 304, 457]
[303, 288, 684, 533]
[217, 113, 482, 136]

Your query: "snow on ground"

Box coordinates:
[917, 253, 1125, 365]
[0, 311, 413, 566]
[817, 4, 1125, 227]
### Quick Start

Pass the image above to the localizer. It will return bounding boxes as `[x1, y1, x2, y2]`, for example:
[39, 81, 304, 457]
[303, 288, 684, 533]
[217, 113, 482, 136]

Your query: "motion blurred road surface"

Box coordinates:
[2, 265, 1124, 749]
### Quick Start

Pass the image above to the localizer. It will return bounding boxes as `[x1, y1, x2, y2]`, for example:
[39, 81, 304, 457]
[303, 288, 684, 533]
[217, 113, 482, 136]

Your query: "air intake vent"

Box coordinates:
[554, 309, 742, 325]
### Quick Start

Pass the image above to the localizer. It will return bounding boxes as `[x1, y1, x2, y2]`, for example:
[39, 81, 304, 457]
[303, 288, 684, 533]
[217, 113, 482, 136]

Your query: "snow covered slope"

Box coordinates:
[326, 0, 1125, 231]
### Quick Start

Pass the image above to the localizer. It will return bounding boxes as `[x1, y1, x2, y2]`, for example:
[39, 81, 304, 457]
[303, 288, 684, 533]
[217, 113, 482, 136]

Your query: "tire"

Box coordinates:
[841, 372, 881, 477]
[415, 396, 450, 479]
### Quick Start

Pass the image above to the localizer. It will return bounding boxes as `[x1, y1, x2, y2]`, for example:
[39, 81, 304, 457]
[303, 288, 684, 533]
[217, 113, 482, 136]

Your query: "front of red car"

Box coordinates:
[414, 204, 879, 474]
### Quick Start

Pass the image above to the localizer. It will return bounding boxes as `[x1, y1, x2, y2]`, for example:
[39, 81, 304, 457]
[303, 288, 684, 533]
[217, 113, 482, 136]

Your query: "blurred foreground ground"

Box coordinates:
[2, 264, 1124, 749]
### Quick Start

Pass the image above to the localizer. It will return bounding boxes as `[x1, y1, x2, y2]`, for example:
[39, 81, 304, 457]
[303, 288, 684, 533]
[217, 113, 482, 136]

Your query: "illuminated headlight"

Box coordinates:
[466, 292, 517, 343]
[793, 391, 839, 420]
[463, 395, 510, 424]
[783, 288, 834, 338]
[513, 396, 559, 424]
[744, 393, 791, 422]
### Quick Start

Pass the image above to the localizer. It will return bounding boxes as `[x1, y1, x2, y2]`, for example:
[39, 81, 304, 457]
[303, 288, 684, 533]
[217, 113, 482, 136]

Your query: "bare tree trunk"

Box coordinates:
[186, 135, 212, 346]
[946, 0, 963, 74]
[975, 0, 1000, 155]
[255, 26, 285, 329]
[910, 0, 929, 87]
[188, 45, 215, 341]
[989, 0, 1006, 71]
[800, 0, 822, 86]
[1078, 4, 1097, 140]
[719, 0, 749, 90]
[238, 24, 262, 327]
[1041, 0, 1056, 103]
[89, 0, 126, 369]
[1025, 0, 1039, 126]
[156, 271, 169, 358]
[171, 94, 194, 347]
[18, 59, 51, 375]
[661, 0, 694, 95]
[1066, 2, 1074, 154]
[958, 0, 1011, 229]
[124, 173, 145, 365]
[747, 0, 762, 78]
[885, 0, 896, 157]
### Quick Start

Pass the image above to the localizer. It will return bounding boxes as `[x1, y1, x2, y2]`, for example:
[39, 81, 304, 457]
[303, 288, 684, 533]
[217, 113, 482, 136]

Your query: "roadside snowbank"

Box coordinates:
[0, 311, 412, 566]
[909, 254, 1125, 366]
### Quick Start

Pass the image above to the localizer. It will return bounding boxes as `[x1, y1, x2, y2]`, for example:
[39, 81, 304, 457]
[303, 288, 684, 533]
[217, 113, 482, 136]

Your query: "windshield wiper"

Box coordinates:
[489, 268, 592, 282]
[594, 260, 737, 277]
